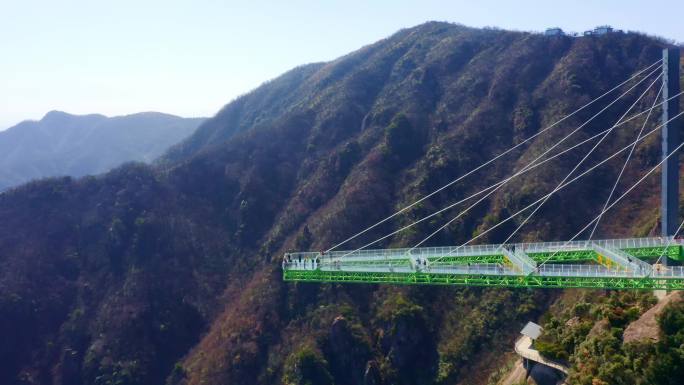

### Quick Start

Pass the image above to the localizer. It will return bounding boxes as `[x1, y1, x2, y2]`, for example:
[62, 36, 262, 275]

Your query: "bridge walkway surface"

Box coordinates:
[283, 237, 684, 290]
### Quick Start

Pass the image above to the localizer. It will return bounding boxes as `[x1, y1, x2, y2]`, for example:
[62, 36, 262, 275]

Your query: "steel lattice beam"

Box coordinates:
[283, 238, 684, 290]
[284, 269, 684, 290]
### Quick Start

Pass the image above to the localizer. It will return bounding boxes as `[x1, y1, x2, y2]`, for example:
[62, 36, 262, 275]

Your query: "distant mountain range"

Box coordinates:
[0, 111, 205, 190]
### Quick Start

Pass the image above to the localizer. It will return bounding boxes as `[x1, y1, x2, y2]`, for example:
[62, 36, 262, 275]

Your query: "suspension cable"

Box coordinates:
[434, 109, 684, 264]
[497, 72, 662, 247]
[338, 66, 668, 258]
[336, 123, 634, 258]
[588, 84, 665, 240]
[325, 59, 663, 252]
[406, 65, 662, 254]
[535, 136, 684, 269]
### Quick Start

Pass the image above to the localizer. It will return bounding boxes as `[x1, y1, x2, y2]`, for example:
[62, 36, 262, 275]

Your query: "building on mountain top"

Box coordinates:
[584, 25, 621, 36]
[594, 25, 614, 34]
[544, 27, 564, 36]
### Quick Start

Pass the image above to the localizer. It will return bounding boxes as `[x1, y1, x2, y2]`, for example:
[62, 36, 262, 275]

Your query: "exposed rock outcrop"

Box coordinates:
[623, 291, 683, 343]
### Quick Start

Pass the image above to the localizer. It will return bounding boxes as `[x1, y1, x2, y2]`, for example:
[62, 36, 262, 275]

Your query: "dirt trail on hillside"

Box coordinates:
[498, 359, 530, 385]
[623, 291, 683, 343]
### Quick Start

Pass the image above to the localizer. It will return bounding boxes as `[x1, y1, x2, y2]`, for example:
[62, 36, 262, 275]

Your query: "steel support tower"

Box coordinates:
[662, 48, 681, 267]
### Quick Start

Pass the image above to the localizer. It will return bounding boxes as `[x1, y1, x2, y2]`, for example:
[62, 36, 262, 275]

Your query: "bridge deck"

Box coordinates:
[282, 237, 684, 290]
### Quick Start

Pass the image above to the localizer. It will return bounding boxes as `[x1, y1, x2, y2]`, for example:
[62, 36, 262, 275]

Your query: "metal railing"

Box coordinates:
[283, 259, 684, 280]
[503, 248, 537, 275]
[285, 237, 682, 264]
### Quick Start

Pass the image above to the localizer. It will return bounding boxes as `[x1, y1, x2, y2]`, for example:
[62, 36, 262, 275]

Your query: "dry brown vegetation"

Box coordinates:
[0, 22, 680, 385]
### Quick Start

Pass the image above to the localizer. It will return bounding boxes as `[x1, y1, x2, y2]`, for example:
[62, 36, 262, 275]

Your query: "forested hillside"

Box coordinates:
[0, 22, 681, 385]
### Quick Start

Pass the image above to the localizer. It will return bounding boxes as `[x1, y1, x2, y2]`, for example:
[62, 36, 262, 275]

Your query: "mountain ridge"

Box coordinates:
[0, 21, 682, 385]
[0, 110, 206, 191]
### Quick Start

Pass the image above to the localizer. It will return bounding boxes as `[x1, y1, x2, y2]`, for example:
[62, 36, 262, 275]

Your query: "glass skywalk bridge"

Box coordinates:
[282, 237, 684, 290]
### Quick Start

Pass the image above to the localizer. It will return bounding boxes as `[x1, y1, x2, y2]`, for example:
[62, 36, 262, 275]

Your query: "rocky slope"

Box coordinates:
[0, 22, 679, 385]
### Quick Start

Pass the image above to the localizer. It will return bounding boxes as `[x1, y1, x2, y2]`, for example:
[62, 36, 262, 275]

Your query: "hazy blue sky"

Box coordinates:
[1, 0, 682, 129]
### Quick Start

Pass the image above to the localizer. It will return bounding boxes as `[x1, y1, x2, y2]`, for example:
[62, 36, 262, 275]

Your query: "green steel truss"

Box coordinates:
[283, 238, 684, 290]
[429, 246, 683, 265]
[284, 269, 684, 290]
[624, 246, 682, 260]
